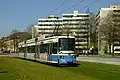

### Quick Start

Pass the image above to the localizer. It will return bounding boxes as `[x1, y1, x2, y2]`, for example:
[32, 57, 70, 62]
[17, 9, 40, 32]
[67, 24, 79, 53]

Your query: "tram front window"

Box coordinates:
[59, 38, 75, 51]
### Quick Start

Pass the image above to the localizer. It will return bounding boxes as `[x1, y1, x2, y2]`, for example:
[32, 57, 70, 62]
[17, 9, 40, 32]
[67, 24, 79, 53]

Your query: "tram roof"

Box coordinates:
[18, 35, 75, 46]
[39, 35, 75, 41]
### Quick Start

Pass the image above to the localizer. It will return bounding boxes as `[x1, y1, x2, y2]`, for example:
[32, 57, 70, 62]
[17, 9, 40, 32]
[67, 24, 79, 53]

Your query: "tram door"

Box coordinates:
[47, 42, 58, 61]
[39, 44, 48, 61]
[48, 43, 53, 61]
[37, 45, 40, 59]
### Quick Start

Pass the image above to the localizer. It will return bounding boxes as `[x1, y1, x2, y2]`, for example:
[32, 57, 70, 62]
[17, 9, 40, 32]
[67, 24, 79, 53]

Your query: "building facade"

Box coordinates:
[62, 10, 90, 54]
[96, 5, 120, 54]
[0, 32, 31, 53]
[32, 15, 63, 38]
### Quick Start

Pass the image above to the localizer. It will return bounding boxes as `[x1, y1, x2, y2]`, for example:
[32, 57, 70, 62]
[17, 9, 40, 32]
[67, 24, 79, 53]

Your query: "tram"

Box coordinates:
[18, 35, 76, 65]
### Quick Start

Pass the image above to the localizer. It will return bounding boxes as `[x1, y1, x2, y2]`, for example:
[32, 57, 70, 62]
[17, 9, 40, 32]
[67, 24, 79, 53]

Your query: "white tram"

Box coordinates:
[18, 36, 76, 64]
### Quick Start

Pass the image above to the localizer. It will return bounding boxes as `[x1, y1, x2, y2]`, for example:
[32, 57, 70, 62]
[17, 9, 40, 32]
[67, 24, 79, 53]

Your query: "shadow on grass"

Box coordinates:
[15, 57, 80, 68]
[0, 71, 8, 74]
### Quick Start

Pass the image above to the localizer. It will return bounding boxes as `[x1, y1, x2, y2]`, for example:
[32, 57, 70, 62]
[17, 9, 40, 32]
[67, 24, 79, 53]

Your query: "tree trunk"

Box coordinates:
[109, 43, 111, 55]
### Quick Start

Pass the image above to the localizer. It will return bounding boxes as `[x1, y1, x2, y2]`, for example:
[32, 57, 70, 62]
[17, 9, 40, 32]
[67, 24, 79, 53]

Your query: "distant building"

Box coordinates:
[32, 15, 63, 38]
[96, 5, 120, 54]
[0, 32, 31, 52]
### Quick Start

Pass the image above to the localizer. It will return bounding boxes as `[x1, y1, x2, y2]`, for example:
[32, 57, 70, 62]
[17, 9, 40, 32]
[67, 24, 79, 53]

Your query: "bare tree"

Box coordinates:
[89, 14, 98, 53]
[11, 29, 20, 35]
[99, 11, 120, 56]
[26, 24, 34, 34]
[25, 24, 37, 38]
[0, 39, 7, 49]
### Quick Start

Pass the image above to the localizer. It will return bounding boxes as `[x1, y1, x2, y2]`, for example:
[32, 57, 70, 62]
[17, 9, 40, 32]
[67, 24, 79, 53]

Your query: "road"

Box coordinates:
[77, 56, 120, 65]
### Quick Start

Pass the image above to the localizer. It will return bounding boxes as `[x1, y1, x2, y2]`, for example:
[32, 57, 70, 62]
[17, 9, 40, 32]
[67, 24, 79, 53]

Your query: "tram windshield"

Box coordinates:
[59, 38, 75, 51]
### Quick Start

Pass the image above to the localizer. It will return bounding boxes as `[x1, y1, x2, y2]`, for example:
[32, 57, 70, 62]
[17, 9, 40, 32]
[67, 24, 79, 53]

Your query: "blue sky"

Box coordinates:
[0, 0, 120, 36]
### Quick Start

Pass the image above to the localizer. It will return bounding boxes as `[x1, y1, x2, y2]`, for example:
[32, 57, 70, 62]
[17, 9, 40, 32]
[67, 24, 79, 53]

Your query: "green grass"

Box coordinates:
[0, 57, 120, 80]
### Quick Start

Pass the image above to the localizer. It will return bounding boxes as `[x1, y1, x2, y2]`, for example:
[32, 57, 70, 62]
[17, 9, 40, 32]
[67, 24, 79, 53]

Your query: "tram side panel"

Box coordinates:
[19, 53, 24, 58]
[18, 47, 26, 58]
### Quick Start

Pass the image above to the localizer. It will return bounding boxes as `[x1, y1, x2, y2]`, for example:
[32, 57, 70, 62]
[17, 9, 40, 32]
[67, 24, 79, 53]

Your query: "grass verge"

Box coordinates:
[0, 56, 120, 80]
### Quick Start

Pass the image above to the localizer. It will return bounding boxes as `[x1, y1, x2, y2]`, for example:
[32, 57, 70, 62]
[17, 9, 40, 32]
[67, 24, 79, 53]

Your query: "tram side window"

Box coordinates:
[47, 43, 57, 54]
[48, 43, 53, 54]
[27, 47, 29, 53]
[19, 47, 26, 53]
[23, 47, 26, 53]
[29, 46, 32, 53]
[19, 47, 24, 53]
[30, 46, 35, 53]
[27, 46, 34, 53]
[19, 48, 21, 52]
[40, 44, 47, 53]
[53, 42, 57, 54]
[23, 47, 25, 53]
[22, 47, 24, 53]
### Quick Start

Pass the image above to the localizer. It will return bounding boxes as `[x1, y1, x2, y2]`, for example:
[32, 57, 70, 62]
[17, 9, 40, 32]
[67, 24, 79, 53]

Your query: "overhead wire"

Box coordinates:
[113, 1, 120, 5]
[47, 0, 75, 17]
[49, 0, 75, 35]
[47, 0, 119, 17]
[48, 4, 65, 16]
[78, 0, 101, 12]
[68, 0, 85, 10]
[55, 0, 101, 16]
[55, 0, 85, 16]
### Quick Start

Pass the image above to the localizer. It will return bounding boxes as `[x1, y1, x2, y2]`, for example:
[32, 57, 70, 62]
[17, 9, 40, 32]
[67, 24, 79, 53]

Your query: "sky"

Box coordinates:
[0, 0, 120, 36]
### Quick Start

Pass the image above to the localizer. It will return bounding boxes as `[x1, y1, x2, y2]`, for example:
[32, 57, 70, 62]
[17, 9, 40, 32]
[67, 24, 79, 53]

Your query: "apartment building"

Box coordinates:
[96, 5, 120, 54]
[62, 10, 90, 54]
[32, 15, 63, 38]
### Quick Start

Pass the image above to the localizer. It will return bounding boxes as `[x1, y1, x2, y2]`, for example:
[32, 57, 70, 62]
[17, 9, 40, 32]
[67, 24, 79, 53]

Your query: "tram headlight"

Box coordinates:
[72, 56, 76, 58]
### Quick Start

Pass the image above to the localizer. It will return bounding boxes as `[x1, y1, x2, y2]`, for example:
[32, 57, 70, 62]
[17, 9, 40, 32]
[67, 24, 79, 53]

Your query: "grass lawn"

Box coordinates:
[0, 57, 120, 80]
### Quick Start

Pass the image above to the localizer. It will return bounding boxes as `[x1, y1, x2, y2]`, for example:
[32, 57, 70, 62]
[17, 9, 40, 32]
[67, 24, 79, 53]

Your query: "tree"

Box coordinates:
[0, 39, 7, 50]
[11, 29, 20, 35]
[89, 39, 98, 50]
[99, 11, 120, 56]
[89, 13, 97, 42]
[26, 24, 37, 38]
[9, 29, 32, 52]
[89, 13, 98, 54]
[26, 24, 34, 34]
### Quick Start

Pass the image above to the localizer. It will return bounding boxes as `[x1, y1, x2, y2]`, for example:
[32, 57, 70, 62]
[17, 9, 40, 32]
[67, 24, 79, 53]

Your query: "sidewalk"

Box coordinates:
[77, 55, 120, 65]
[79, 54, 120, 58]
